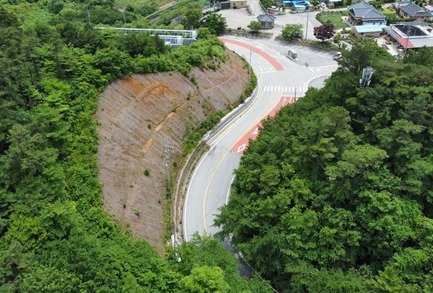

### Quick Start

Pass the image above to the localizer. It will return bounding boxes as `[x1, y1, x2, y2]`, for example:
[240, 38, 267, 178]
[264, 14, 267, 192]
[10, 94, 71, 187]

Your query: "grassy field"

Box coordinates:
[316, 11, 349, 29]
[381, 7, 406, 23]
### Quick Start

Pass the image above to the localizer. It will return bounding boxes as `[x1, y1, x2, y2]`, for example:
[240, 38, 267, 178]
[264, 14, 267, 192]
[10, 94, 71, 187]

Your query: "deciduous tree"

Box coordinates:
[314, 23, 335, 42]
[281, 24, 303, 41]
[248, 21, 262, 35]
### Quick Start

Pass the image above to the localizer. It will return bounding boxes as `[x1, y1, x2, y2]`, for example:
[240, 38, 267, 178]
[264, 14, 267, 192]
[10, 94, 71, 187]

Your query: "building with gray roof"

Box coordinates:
[396, 2, 432, 20]
[257, 14, 276, 29]
[348, 2, 386, 25]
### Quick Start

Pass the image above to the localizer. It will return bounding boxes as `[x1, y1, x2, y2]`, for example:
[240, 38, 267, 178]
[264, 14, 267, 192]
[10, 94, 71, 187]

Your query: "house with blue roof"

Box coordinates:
[281, 0, 310, 11]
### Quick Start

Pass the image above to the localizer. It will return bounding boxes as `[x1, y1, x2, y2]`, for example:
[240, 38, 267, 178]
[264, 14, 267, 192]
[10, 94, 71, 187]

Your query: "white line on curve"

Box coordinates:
[183, 76, 265, 241]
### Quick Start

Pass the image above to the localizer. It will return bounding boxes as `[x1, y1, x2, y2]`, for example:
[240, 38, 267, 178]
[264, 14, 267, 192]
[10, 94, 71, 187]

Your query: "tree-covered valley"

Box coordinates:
[216, 41, 433, 292]
[0, 0, 270, 291]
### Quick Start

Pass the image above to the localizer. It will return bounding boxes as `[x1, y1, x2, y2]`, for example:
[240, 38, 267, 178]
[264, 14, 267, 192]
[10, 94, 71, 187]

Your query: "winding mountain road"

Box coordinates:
[183, 36, 338, 241]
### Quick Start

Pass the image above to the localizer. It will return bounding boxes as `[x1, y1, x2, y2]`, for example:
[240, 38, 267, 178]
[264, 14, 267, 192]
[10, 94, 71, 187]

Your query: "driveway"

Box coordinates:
[219, 7, 322, 40]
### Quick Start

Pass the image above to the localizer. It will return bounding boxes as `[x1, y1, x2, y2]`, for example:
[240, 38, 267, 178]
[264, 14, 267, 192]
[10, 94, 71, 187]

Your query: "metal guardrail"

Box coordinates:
[174, 84, 259, 244]
[203, 86, 258, 143]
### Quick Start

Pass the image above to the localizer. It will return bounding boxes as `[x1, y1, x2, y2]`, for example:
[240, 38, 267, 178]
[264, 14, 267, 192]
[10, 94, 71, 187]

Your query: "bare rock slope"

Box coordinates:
[97, 51, 248, 252]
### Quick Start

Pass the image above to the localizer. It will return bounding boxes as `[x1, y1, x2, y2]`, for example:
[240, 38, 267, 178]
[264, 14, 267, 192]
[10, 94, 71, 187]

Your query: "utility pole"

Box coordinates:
[305, 9, 309, 40]
[249, 49, 252, 78]
[163, 143, 180, 252]
[404, 34, 409, 56]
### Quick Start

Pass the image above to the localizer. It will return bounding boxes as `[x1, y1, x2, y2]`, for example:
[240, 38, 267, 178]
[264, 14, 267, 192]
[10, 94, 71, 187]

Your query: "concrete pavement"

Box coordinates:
[219, 1, 321, 40]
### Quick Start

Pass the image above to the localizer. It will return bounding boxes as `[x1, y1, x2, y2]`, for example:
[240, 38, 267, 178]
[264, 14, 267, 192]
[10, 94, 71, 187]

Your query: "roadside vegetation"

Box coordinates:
[380, 6, 406, 24]
[182, 59, 257, 154]
[216, 40, 433, 291]
[248, 20, 262, 35]
[316, 11, 348, 29]
[0, 0, 270, 291]
[281, 24, 303, 41]
[115, 0, 172, 9]
[147, 0, 205, 25]
[260, 0, 276, 9]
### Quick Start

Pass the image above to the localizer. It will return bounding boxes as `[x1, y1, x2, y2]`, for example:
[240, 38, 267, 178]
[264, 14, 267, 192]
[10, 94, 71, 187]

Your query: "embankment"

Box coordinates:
[96, 50, 248, 252]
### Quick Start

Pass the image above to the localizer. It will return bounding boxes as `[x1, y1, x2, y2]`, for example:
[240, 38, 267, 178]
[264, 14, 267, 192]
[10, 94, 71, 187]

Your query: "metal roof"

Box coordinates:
[353, 24, 385, 33]
[257, 14, 276, 22]
[348, 2, 386, 19]
[399, 2, 432, 17]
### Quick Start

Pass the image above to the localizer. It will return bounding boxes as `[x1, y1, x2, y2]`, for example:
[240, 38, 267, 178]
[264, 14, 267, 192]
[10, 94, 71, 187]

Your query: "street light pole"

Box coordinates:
[305, 9, 309, 40]
[249, 49, 252, 77]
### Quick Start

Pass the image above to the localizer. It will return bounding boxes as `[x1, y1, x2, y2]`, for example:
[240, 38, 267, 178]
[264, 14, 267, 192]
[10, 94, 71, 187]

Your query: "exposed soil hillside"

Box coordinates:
[96, 50, 248, 252]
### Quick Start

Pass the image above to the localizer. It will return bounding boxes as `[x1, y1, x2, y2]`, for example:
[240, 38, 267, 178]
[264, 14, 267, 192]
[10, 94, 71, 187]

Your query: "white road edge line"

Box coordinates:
[226, 176, 236, 205]
[202, 90, 279, 233]
[183, 75, 264, 241]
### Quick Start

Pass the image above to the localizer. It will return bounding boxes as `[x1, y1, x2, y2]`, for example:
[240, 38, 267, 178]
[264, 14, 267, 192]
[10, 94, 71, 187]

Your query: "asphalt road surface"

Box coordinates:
[183, 36, 338, 241]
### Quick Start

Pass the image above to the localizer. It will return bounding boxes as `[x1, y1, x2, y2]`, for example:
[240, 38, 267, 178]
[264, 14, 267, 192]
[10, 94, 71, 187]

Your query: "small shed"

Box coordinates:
[257, 14, 276, 29]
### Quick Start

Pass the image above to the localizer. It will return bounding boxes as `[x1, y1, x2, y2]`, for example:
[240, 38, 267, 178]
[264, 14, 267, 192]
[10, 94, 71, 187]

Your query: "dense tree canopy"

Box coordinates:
[216, 40, 433, 291]
[0, 1, 269, 291]
[201, 13, 227, 36]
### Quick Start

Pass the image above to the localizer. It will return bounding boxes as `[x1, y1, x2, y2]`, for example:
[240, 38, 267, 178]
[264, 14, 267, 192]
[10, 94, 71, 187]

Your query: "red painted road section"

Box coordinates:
[219, 37, 284, 71]
[231, 96, 296, 154]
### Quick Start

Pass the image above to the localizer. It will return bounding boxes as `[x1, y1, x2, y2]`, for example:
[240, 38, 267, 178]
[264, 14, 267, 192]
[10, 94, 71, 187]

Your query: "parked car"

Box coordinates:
[333, 52, 342, 60]
[287, 49, 298, 60]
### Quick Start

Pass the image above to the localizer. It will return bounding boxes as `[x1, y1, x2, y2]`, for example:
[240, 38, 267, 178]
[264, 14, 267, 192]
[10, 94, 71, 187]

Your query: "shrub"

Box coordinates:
[281, 24, 303, 42]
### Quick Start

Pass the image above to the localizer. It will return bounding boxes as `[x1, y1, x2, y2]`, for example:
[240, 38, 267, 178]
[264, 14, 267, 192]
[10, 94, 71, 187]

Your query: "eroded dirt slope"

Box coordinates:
[97, 51, 248, 252]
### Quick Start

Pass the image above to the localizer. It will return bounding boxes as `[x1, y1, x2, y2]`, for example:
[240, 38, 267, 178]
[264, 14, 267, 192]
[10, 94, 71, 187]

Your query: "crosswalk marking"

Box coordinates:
[263, 85, 309, 93]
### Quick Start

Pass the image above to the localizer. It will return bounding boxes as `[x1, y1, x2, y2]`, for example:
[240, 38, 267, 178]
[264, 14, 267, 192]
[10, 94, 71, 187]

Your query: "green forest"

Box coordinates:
[0, 0, 270, 291]
[216, 41, 433, 292]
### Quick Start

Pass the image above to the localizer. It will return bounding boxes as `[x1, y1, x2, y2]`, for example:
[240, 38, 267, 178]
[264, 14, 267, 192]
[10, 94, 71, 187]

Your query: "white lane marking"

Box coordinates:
[183, 145, 210, 240]
[237, 144, 247, 154]
[206, 76, 265, 146]
[185, 38, 336, 240]
[226, 176, 236, 205]
[202, 88, 276, 234]
[184, 76, 265, 239]
[202, 87, 266, 233]
[262, 85, 312, 93]
[252, 127, 259, 135]
[304, 74, 329, 91]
